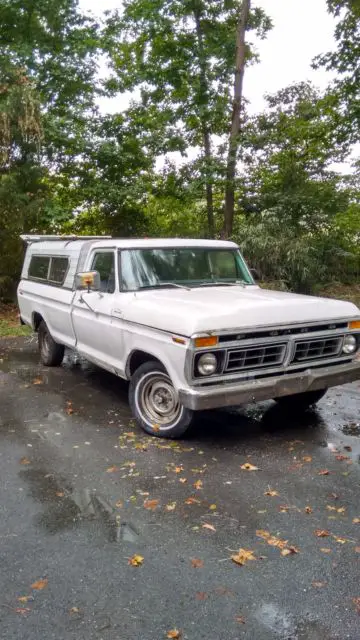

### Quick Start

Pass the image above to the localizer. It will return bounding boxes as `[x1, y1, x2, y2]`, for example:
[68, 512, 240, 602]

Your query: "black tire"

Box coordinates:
[275, 389, 327, 411]
[38, 320, 65, 367]
[129, 361, 194, 438]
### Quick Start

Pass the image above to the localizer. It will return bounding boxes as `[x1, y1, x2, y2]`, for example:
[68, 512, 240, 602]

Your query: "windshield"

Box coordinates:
[120, 247, 254, 291]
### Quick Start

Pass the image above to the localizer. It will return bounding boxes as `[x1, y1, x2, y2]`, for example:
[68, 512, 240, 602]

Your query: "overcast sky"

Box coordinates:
[79, 0, 337, 114]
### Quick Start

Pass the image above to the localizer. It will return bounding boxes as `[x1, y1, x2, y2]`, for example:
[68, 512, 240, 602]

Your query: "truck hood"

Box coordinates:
[121, 286, 360, 336]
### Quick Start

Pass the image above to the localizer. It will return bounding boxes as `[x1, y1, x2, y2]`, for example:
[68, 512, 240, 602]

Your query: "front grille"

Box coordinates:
[225, 343, 287, 373]
[292, 337, 342, 362]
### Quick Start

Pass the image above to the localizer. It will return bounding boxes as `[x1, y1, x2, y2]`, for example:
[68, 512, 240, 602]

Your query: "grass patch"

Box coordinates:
[0, 304, 32, 338]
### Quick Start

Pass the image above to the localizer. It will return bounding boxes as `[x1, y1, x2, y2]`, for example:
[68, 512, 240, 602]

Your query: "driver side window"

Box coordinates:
[91, 252, 116, 293]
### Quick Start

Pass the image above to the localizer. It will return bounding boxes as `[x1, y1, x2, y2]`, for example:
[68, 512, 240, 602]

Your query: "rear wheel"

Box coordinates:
[129, 361, 194, 438]
[38, 320, 65, 366]
[275, 389, 327, 411]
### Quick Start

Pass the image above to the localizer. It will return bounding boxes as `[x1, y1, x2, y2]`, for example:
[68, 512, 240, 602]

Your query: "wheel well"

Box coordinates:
[127, 350, 162, 377]
[32, 312, 43, 331]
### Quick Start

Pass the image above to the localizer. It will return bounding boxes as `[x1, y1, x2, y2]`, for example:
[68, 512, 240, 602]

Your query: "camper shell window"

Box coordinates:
[28, 255, 69, 285]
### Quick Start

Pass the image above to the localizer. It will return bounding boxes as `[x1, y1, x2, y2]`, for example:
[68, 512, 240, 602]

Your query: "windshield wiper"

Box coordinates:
[196, 281, 246, 288]
[138, 282, 191, 291]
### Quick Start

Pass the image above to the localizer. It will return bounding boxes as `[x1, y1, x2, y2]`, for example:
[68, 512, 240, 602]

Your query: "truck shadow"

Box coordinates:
[190, 402, 326, 444]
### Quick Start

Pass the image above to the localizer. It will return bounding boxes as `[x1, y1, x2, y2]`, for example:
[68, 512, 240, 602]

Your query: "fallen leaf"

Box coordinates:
[123, 431, 136, 437]
[267, 536, 288, 549]
[69, 607, 80, 614]
[353, 518, 360, 524]
[256, 529, 270, 539]
[305, 506, 313, 514]
[335, 454, 349, 461]
[355, 547, 360, 553]
[202, 523, 216, 532]
[174, 466, 183, 473]
[314, 530, 330, 537]
[344, 445, 352, 452]
[303, 456, 312, 462]
[312, 581, 326, 588]
[32, 378, 43, 385]
[320, 548, 332, 553]
[326, 505, 337, 512]
[235, 615, 245, 624]
[179, 478, 187, 484]
[31, 578, 48, 590]
[209, 504, 217, 510]
[215, 586, 234, 597]
[152, 424, 160, 433]
[167, 629, 181, 639]
[66, 406, 74, 415]
[196, 592, 208, 600]
[333, 536, 347, 544]
[329, 493, 339, 499]
[231, 549, 256, 566]
[55, 491, 64, 497]
[279, 505, 290, 513]
[281, 546, 299, 556]
[165, 502, 176, 511]
[19, 457, 31, 465]
[128, 554, 144, 566]
[264, 488, 278, 497]
[135, 443, 147, 451]
[353, 597, 360, 613]
[185, 497, 200, 505]
[256, 529, 291, 550]
[193, 479, 203, 490]
[240, 463, 258, 471]
[318, 469, 330, 476]
[115, 500, 123, 508]
[17, 596, 33, 603]
[191, 558, 204, 568]
[143, 499, 159, 510]
[106, 465, 119, 473]
[14, 607, 31, 615]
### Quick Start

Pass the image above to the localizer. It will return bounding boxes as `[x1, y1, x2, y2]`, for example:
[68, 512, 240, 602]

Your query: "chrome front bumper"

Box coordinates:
[179, 361, 360, 411]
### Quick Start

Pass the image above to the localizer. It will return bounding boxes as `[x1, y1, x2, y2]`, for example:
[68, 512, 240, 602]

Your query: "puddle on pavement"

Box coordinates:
[19, 467, 139, 543]
[255, 603, 333, 640]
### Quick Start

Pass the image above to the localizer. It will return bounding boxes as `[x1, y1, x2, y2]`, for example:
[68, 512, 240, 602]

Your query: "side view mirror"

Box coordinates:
[75, 271, 101, 292]
[249, 268, 259, 281]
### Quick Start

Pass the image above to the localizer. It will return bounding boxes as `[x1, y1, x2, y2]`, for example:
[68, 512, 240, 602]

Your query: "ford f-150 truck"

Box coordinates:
[17, 235, 360, 438]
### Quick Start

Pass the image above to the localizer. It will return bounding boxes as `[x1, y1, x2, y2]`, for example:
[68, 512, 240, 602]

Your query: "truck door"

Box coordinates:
[71, 249, 125, 375]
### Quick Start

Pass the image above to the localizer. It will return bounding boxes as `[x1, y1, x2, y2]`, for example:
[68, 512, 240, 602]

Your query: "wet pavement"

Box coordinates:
[0, 336, 359, 640]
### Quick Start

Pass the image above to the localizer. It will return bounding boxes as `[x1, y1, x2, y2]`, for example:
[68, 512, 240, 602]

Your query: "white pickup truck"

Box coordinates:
[18, 235, 360, 437]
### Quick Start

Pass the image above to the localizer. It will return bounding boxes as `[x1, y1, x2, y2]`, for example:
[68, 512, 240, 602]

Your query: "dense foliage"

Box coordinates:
[0, 0, 359, 299]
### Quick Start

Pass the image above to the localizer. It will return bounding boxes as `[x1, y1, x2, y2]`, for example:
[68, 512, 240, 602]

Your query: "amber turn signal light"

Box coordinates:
[194, 336, 218, 348]
[349, 320, 360, 330]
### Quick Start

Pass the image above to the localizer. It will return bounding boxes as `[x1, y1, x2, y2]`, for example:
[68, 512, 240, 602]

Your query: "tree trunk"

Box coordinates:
[194, 4, 215, 238]
[223, 0, 251, 238]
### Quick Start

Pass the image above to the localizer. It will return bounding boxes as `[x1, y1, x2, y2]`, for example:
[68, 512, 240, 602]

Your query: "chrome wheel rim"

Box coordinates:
[41, 331, 51, 358]
[137, 372, 182, 428]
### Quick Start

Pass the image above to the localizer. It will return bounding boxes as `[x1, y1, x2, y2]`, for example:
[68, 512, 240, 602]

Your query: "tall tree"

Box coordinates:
[313, 0, 360, 142]
[224, 0, 251, 237]
[104, 0, 272, 236]
[0, 0, 102, 297]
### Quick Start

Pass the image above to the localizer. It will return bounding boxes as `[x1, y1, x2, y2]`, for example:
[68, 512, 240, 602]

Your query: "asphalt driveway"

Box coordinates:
[0, 336, 359, 640]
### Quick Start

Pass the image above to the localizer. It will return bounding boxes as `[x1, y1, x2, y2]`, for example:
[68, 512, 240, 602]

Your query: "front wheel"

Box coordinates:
[38, 320, 65, 366]
[275, 389, 327, 411]
[129, 361, 194, 438]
